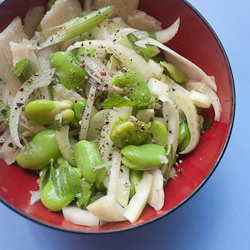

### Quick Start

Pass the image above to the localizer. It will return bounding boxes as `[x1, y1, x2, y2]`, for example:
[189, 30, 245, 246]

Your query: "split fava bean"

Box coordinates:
[178, 121, 191, 152]
[74, 140, 106, 185]
[144, 120, 168, 147]
[41, 180, 74, 212]
[112, 69, 151, 103]
[25, 99, 74, 125]
[50, 51, 88, 92]
[121, 144, 167, 171]
[110, 114, 149, 148]
[16, 130, 61, 170]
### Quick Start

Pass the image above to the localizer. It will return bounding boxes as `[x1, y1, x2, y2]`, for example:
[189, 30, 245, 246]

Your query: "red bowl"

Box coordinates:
[0, 0, 235, 233]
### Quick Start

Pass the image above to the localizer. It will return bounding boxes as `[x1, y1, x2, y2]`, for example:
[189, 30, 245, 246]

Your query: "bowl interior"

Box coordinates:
[0, 0, 234, 233]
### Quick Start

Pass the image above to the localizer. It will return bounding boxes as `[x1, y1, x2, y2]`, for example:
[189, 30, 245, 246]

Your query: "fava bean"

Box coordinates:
[144, 120, 168, 147]
[41, 180, 74, 212]
[112, 69, 151, 103]
[110, 114, 149, 148]
[50, 51, 88, 92]
[178, 121, 190, 151]
[74, 140, 106, 185]
[121, 144, 167, 171]
[25, 99, 74, 125]
[16, 130, 61, 170]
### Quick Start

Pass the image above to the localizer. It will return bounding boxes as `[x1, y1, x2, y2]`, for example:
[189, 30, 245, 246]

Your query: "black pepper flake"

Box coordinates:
[107, 153, 113, 161]
[1, 108, 7, 114]
[8, 142, 13, 148]
[16, 102, 24, 107]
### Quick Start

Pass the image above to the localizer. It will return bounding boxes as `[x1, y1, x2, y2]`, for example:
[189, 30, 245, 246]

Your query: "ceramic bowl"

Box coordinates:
[0, 0, 235, 233]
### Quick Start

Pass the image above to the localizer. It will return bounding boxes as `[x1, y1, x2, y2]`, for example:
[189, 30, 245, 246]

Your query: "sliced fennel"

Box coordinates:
[148, 169, 164, 211]
[63, 206, 99, 227]
[67, 40, 154, 81]
[55, 125, 76, 166]
[173, 89, 200, 154]
[79, 85, 96, 140]
[186, 81, 221, 121]
[9, 68, 55, 148]
[135, 38, 217, 91]
[116, 165, 131, 208]
[124, 171, 153, 223]
[161, 97, 179, 158]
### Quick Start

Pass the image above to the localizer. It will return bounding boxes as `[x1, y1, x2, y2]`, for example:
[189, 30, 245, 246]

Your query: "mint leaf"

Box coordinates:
[103, 93, 158, 109]
[76, 180, 92, 208]
[51, 160, 82, 198]
[0, 101, 10, 125]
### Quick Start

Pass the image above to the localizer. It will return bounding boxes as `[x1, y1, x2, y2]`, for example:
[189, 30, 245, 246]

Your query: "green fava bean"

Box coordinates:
[112, 69, 151, 103]
[25, 99, 74, 125]
[144, 120, 168, 147]
[16, 130, 61, 170]
[50, 51, 88, 92]
[178, 121, 191, 151]
[41, 180, 74, 212]
[74, 99, 87, 121]
[74, 140, 106, 184]
[121, 144, 167, 171]
[110, 114, 149, 148]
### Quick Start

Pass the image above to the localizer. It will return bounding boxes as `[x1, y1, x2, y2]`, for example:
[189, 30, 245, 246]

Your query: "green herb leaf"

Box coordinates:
[76, 180, 92, 208]
[39, 165, 51, 191]
[103, 93, 158, 109]
[12, 58, 37, 83]
[0, 101, 10, 125]
[51, 160, 82, 198]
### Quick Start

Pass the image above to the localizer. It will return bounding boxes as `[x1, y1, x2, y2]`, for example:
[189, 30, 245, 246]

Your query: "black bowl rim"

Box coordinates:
[0, 0, 235, 235]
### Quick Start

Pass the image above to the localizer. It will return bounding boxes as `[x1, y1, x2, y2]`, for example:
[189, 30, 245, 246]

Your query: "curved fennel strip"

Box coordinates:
[173, 89, 200, 154]
[161, 97, 179, 158]
[79, 85, 96, 140]
[0, 129, 20, 165]
[124, 171, 153, 223]
[63, 205, 99, 227]
[53, 84, 84, 103]
[135, 38, 217, 91]
[116, 165, 130, 207]
[155, 17, 180, 44]
[87, 109, 111, 141]
[186, 81, 222, 121]
[9, 68, 55, 148]
[67, 40, 154, 81]
[55, 125, 76, 166]
[148, 168, 164, 211]
[87, 151, 126, 222]
[0, 17, 27, 102]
